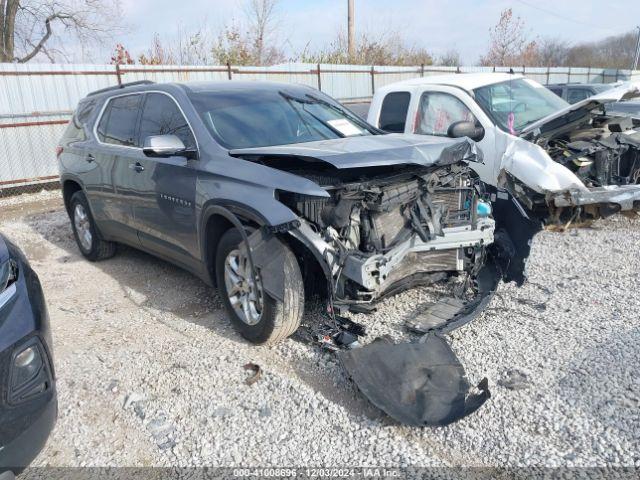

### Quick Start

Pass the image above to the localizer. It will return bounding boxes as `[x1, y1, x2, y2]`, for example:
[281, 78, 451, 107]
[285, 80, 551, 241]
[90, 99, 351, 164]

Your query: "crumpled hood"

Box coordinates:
[229, 134, 483, 169]
[520, 81, 640, 136]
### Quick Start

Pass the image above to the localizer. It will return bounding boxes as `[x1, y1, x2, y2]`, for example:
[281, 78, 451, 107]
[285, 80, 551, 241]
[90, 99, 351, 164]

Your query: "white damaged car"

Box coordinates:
[368, 73, 640, 227]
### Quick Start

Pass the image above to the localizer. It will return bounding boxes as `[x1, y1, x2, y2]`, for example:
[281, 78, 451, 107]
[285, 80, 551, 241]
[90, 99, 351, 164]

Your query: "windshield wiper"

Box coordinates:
[279, 92, 340, 139]
[279, 91, 347, 138]
[304, 94, 383, 135]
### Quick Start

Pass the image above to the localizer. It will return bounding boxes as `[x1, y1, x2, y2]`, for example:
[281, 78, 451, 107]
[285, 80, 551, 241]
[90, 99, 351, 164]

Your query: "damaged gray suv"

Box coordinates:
[58, 80, 500, 340]
[58, 81, 532, 425]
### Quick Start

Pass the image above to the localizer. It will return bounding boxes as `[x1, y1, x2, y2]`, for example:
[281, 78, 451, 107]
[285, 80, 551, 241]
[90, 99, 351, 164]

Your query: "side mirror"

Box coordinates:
[447, 121, 485, 142]
[143, 135, 197, 159]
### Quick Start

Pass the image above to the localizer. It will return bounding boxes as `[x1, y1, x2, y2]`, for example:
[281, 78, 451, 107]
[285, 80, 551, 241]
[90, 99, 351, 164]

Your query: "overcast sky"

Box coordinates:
[112, 0, 639, 64]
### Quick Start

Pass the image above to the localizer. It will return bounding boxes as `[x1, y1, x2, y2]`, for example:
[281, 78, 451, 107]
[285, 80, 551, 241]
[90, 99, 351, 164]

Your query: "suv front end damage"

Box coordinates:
[280, 163, 494, 307]
[233, 137, 512, 426]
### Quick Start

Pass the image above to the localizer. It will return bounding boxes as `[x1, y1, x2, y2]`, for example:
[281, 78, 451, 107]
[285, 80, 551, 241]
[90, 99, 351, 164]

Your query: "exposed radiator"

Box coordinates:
[432, 186, 472, 227]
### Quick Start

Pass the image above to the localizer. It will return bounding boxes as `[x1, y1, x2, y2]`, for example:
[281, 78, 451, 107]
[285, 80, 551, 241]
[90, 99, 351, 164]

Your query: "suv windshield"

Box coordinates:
[188, 87, 377, 149]
[473, 78, 569, 134]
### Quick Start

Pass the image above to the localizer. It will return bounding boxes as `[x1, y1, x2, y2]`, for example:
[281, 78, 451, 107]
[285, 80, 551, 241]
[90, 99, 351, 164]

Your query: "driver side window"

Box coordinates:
[415, 92, 477, 136]
[139, 93, 195, 149]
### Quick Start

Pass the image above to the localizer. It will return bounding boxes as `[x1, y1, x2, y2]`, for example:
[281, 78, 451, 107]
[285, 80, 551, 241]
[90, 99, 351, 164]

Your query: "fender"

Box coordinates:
[198, 201, 270, 283]
[499, 136, 588, 194]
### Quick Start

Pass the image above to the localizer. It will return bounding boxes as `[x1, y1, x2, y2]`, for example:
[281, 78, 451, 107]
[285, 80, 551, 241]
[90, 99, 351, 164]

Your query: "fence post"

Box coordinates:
[546, 66, 550, 85]
[115, 64, 122, 86]
[567, 66, 571, 83]
[370, 65, 375, 95]
[316, 63, 322, 91]
[587, 65, 591, 82]
[420, 63, 425, 77]
[615, 69, 619, 82]
[226, 62, 232, 80]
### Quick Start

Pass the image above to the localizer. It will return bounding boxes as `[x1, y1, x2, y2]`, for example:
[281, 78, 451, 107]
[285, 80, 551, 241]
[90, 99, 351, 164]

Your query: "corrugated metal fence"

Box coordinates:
[1, 62, 639, 190]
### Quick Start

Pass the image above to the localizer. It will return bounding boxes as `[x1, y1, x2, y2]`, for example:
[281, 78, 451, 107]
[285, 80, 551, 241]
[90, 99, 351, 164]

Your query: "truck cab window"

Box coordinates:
[416, 92, 477, 136]
[378, 92, 411, 132]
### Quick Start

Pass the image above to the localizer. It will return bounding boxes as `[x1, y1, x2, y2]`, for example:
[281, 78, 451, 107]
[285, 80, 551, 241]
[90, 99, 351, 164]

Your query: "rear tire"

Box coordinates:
[215, 228, 304, 345]
[69, 191, 116, 261]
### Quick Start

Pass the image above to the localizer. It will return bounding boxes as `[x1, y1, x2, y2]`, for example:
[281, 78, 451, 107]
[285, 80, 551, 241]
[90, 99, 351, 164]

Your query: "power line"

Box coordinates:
[514, 0, 619, 33]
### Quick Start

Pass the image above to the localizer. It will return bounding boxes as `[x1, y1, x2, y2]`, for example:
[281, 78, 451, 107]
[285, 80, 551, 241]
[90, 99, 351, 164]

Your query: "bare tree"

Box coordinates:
[565, 30, 638, 69]
[243, 0, 283, 65]
[479, 8, 538, 66]
[536, 37, 569, 67]
[211, 22, 254, 65]
[205, 0, 285, 65]
[137, 34, 178, 65]
[437, 49, 460, 67]
[301, 29, 433, 66]
[1, 0, 123, 63]
[110, 43, 132, 65]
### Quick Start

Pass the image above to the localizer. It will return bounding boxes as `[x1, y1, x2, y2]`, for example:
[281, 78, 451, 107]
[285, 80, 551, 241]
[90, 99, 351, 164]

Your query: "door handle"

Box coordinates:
[129, 162, 145, 173]
[86, 154, 95, 163]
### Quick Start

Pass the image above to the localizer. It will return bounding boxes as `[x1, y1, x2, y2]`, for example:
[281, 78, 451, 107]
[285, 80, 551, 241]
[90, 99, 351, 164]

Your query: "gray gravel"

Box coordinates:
[1, 191, 639, 468]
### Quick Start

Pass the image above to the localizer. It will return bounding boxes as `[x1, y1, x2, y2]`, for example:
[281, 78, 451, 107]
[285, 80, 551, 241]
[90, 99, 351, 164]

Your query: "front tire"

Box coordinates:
[69, 191, 116, 261]
[215, 228, 304, 345]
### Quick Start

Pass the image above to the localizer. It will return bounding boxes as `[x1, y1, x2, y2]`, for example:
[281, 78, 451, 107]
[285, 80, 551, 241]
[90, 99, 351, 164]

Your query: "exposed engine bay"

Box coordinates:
[277, 161, 495, 307]
[540, 115, 640, 187]
[503, 101, 640, 226]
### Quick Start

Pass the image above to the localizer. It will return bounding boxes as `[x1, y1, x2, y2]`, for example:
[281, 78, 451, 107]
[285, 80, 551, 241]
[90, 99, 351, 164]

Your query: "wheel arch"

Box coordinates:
[200, 202, 266, 286]
[62, 178, 83, 215]
[200, 201, 330, 298]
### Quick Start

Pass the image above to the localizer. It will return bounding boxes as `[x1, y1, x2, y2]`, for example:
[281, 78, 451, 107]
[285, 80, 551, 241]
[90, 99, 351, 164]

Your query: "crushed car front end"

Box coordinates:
[231, 136, 499, 426]
[499, 132, 640, 227]
[515, 82, 640, 225]
[281, 160, 494, 307]
[473, 77, 640, 227]
[230, 135, 498, 313]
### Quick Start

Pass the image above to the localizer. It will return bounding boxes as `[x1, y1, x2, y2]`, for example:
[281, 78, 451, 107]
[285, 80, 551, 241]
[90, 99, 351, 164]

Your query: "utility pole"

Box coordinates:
[348, 0, 355, 61]
[633, 26, 640, 71]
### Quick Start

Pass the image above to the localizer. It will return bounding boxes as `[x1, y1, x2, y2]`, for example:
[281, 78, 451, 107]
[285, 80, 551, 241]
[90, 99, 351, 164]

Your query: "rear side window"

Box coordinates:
[62, 100, 96, 143]
[378, 92, 411, 132]
[62, 116, 86, 143]
[96, 94, 142, 147]
[547, 86, 563, 97]
[567, 88, 592, 104]
[139, 93, 195, 149]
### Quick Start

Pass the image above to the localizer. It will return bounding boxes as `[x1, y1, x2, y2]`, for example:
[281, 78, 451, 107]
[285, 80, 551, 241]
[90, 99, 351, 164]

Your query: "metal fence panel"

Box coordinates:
[0, 62, 639, 189]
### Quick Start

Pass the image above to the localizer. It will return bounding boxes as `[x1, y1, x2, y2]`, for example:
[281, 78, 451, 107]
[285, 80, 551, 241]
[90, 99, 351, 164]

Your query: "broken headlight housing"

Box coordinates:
[9, 337, 52, 405]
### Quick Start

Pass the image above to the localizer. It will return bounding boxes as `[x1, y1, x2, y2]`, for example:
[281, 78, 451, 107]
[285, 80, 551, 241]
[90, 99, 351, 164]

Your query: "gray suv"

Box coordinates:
[57, 80, 505, 346]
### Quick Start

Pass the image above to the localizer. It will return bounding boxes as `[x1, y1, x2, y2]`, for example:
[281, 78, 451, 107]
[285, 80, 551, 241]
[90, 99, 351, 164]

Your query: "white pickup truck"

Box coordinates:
[367, 73, 640, 226]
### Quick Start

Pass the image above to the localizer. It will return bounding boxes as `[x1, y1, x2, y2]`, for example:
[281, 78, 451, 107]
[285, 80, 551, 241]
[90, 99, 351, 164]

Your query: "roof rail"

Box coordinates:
[87, 80, 155, 97]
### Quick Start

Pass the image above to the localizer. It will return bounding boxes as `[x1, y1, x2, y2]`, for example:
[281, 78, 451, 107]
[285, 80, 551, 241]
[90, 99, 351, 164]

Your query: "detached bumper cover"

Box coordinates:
[551, 184, 640, 211]
[339, 334, 490, 426]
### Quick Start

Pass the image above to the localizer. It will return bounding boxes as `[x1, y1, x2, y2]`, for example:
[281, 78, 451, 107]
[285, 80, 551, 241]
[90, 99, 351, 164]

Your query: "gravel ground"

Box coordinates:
[1, 190, 639, 468]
